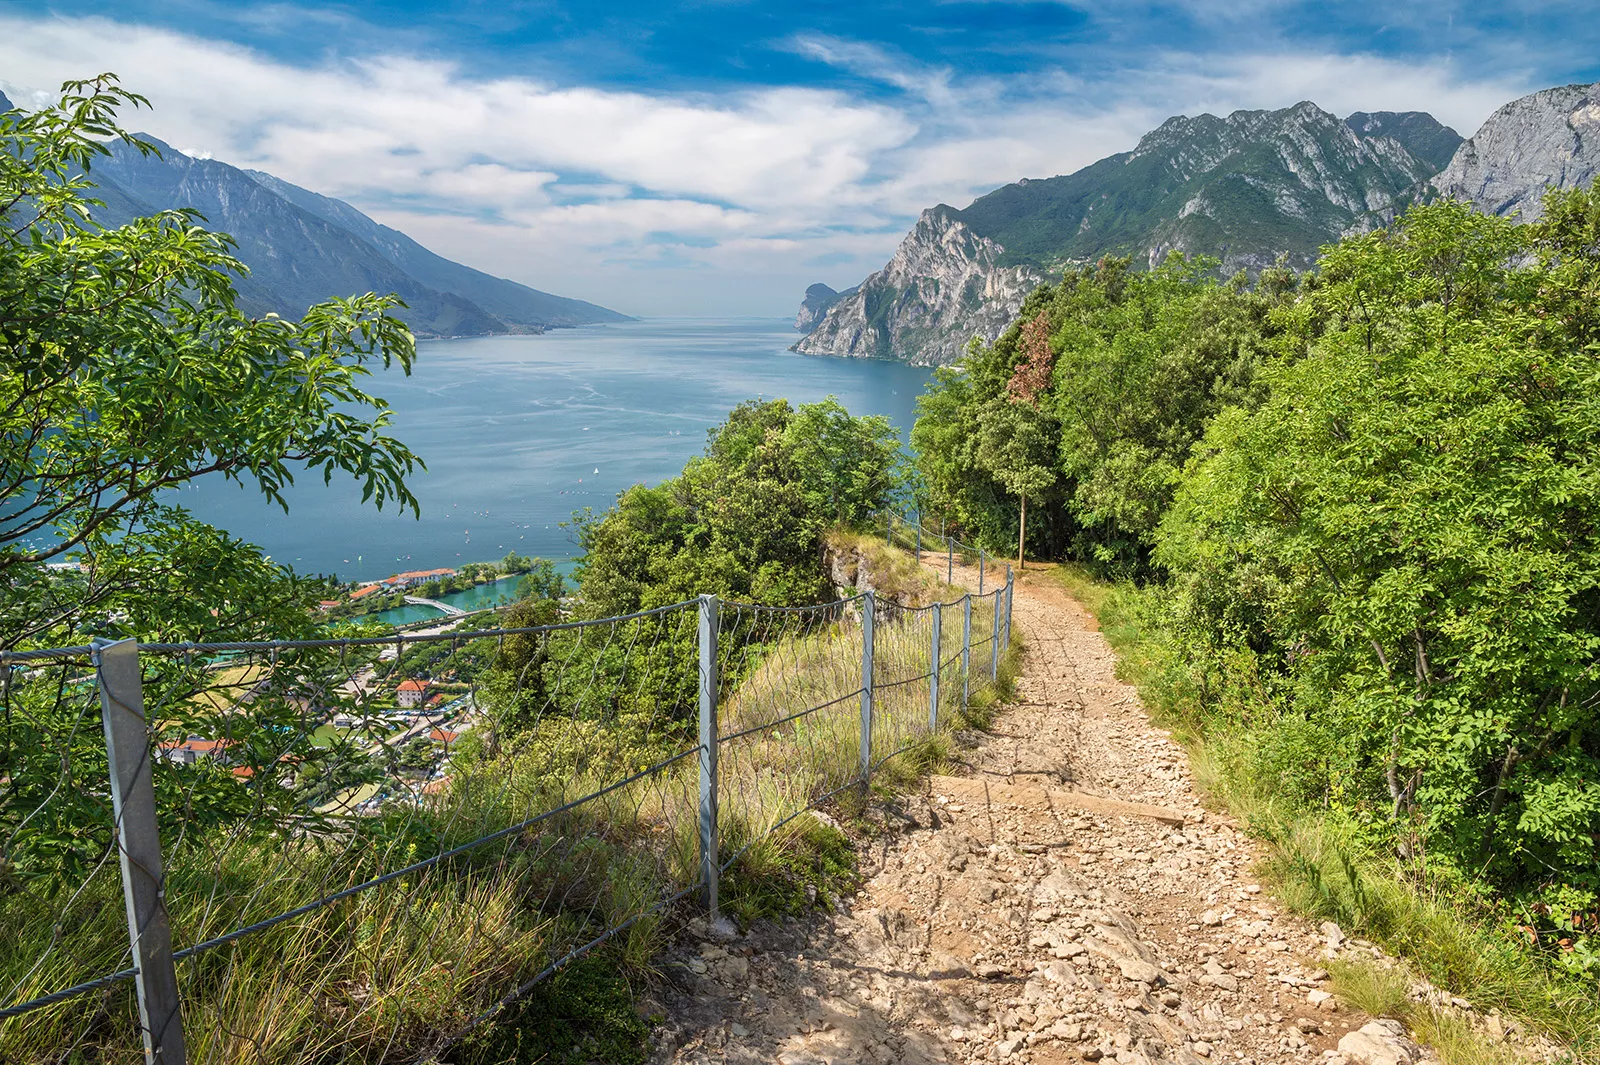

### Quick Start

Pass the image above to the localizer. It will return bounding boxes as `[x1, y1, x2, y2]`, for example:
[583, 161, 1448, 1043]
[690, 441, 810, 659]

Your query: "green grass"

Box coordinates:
[1048, 564, 1600, 1064]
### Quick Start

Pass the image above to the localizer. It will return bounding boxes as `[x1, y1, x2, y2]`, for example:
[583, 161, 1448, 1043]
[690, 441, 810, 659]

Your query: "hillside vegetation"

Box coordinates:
[912, 189, 1600, 1050]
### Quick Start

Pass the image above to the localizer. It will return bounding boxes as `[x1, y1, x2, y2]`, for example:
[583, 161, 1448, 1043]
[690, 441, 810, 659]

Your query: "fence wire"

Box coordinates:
[2, 563, 1012, 1063]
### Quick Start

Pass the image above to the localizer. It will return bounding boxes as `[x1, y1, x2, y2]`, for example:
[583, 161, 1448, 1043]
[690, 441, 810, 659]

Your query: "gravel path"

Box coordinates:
[646, 563, 1401, 1065]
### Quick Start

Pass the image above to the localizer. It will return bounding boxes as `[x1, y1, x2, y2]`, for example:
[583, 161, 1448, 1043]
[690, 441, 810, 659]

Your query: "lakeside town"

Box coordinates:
[156, 553, 564, 818]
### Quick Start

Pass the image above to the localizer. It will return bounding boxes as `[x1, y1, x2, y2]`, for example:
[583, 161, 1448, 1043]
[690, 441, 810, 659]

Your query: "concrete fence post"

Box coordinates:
[860, 591, 876, 784]
[93, 638, 188, 1065]
[961, 594, 972, 711]
[697, 595, 720, 918]
[928, 602, 942, 733]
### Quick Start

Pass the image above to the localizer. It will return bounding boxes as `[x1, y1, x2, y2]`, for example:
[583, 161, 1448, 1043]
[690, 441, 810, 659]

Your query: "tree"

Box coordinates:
[516, 558, 565, 602]
[0, 76, 422, 877]
[1, 75, 420, 650]
[1158, 196, 1600, 897]
[574, 398, 903, 617]
[976, 398, 1055, 568]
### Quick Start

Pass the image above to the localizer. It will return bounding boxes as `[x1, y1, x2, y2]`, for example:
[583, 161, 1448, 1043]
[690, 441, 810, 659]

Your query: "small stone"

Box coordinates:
[1083, 1049, 1104, 1062]
[685, 957, 708, 975]
[998, 1037, 1024, 1059]
[1307, 990, 1335, 1009]
[1200, 910, 1223, 927]
[1191, 1042, 1213, 1057]
[1117, 958, 1164, 985]
[1320, 921, 1346, 948]
[1337, 1019, 1417, 1065]
[706, 915, 740, 942]
[1244, 884, 1262, 894]
[1161, 991, 1182, 1008]
[1199, 973, 1239, 992]
[730, 1022, 749, 1038]
[978, 962, 1009, 979]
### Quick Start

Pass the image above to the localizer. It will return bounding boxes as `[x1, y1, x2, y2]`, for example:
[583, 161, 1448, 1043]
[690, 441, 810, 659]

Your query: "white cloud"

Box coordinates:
[0, 14, 1540, 315]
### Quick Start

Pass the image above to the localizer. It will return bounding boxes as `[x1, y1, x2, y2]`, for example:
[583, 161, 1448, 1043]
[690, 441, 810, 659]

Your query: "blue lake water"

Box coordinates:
[174, 318, 932, 585]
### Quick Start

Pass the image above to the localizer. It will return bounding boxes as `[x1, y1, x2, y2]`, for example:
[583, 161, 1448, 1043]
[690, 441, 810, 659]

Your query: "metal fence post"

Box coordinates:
[928, 602, 942, 732]
[991, 588, 1002, 683]
[1005, 566, 1014, 651]
[860, 591, 875, 784]
[947, 535, 953, 584]
[697, 595, 720, 918]
[92, 638, 187, 1065]
[961, 594, 972, 710]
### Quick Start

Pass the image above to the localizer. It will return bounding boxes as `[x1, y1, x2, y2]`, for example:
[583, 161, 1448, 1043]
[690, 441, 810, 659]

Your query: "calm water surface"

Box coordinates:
[176, 319, 932, 584]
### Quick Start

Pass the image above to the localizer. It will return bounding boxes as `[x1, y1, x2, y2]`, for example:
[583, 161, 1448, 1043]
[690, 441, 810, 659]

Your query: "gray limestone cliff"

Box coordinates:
[795, 282, 856, 332]
[1433, 82, 1600, 222]
[791, 207, 1042, 366]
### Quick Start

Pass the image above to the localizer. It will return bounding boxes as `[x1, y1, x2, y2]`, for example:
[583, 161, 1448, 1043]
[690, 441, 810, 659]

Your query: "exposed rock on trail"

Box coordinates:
[647, 564, 1415, 1065]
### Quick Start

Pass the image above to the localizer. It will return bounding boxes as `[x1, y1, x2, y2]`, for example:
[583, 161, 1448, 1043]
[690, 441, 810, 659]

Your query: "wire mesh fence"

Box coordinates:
[1, 569, 1013, 1063]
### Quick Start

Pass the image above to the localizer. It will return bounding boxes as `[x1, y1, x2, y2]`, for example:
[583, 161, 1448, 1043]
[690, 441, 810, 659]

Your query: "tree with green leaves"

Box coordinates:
[574, 397, 903, 617]
[976, 396, 1055, 568]
[1, 76, 421, 877]
[1, 75, 420, 651]
[1158, 194, 1600, 908]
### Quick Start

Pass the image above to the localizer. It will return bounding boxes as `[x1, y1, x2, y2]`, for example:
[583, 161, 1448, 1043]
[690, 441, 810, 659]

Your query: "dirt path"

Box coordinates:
[646, 564, 1392, 1065]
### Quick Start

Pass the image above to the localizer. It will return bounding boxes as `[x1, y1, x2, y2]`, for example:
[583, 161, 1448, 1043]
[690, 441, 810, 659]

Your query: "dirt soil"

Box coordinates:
[644, 563, 1398, 1065]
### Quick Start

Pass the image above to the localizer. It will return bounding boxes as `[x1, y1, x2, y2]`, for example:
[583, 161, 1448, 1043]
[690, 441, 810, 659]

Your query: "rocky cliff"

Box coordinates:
[792, 207, 1043, 365]
[1433, 82, 1600, 223]
[797, 102, 1457, 364]
[795, 282, 855, 332]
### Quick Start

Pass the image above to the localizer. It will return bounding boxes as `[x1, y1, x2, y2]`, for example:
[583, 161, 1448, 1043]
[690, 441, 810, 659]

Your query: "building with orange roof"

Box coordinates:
[396, 678, 432, 708]
[156, 736, 239, 766]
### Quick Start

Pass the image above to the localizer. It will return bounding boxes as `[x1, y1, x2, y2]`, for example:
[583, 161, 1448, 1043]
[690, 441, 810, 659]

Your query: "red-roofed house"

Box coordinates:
[348, 584, 386, 602]
[396, 678, 431, 708]
[428, 728, 460, 747]
[380, 568, 457, 590]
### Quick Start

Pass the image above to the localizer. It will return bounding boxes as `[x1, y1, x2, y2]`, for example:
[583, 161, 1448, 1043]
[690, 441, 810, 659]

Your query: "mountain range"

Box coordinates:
[0, 90, 628, 337]
[796, 81, 1600, 365]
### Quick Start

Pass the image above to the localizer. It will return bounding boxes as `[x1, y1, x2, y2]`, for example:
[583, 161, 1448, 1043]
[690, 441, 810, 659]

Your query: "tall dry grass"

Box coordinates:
[3, 581, 1017, 1064]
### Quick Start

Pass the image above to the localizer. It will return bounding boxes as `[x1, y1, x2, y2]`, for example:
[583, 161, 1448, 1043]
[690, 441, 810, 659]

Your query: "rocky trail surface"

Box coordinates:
[645, 564, 1430, 1065]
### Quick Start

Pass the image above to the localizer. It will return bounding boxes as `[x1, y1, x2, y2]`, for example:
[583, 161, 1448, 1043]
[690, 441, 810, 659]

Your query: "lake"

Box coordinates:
[174, 318, 933, 585]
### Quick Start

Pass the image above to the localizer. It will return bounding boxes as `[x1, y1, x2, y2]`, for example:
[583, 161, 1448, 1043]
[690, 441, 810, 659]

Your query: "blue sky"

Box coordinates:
[2, 1, 1596, 315]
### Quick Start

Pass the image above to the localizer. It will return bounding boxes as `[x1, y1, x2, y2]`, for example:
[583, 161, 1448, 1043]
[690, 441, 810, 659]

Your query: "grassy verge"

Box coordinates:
[1049, 565, 1599, 1064]
[1, 562, 1020, 1064]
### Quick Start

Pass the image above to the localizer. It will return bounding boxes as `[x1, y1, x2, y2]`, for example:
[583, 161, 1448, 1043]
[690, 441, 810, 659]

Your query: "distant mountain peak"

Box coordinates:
[2, 93, 628, 338]
[795, 97, 1467, 365]
[1433, 81, 1600, 223]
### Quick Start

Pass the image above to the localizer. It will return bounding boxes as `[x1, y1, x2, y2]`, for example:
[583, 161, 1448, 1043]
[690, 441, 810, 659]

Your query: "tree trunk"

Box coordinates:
[1017, 495, 1026, 570]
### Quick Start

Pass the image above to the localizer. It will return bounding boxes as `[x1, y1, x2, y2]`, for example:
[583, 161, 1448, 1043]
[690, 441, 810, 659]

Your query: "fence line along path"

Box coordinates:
[647, 560, 1403, 1065]
[0, 566, 1012, 1064]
